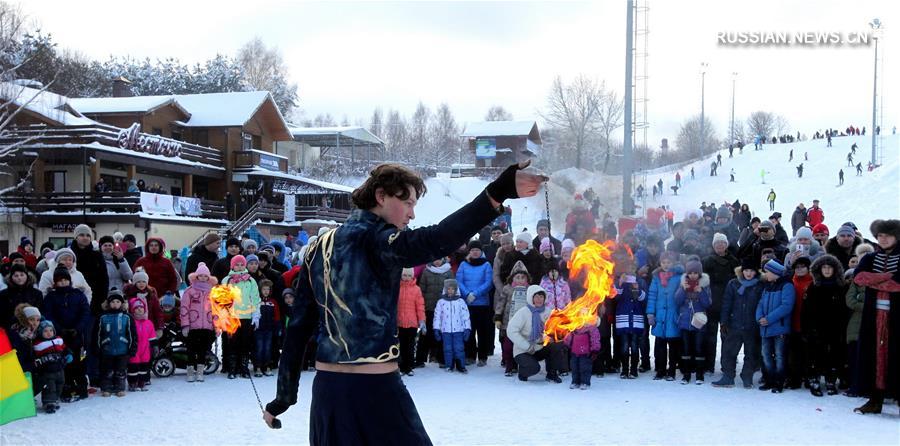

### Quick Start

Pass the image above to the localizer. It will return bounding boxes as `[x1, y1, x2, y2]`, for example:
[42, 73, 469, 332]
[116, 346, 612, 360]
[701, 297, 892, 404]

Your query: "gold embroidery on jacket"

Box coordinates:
[307, 229, 353, 359]
[387, 231, 401, 245]
[339, 344, 400, 364]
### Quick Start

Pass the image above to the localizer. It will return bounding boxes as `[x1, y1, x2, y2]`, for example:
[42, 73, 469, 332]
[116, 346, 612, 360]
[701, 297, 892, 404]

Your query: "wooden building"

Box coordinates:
[460, 121, 542, 169]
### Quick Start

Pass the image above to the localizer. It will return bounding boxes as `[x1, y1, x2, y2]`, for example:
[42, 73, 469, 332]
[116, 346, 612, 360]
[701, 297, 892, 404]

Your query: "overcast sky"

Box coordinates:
[26, 0, 899, 149]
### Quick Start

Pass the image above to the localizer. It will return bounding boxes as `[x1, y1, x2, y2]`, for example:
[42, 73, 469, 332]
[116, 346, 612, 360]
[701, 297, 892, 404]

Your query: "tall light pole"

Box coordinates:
[622, 0, 634, 215]
[730, 72, 737, 149]
[870, 18, 882, 165]
[699, 62, 708, 156]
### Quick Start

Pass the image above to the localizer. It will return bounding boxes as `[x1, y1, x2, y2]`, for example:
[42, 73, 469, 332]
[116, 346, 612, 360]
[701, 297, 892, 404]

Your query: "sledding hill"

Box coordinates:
[644, 133, 900, 233]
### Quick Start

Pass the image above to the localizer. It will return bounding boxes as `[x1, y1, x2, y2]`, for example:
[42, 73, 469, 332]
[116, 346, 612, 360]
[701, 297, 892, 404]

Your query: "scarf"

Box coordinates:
[854, 271, 900, 299]
[426, 263, 451, 274]
[659, 271, 674, 287]
[529, 304, 545, 343]
[191, 280, 212, 293]
[229, 272, 251, 283]
[737, 277, 759, 295]
[685, 277, 700, 292]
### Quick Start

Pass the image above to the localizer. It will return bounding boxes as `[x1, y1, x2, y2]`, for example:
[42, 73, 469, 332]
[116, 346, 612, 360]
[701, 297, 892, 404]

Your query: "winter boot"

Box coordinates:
[186, 366, 196, 383]
[854, 392, 884, 414]
[712, 376, 735, 388]
[825, 380, 838, 396]
[546, 372, 562, 384]
[196, 365, 205, 382]
[809, 378, 823, 397]
[115, 391, 126, 397]
[44, 404, 57, 414]
[629, 355, 639, 378]
[681, 374, 691, 385]
[695, 371, 705, 385]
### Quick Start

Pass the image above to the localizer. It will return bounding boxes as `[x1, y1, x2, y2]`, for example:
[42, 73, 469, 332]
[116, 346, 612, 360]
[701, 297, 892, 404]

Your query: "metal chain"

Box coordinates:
[544, 181, 551, 227]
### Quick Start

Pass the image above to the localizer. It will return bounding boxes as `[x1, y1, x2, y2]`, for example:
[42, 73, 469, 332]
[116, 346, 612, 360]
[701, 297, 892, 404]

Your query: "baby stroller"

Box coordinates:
[152, 322, 220, 377]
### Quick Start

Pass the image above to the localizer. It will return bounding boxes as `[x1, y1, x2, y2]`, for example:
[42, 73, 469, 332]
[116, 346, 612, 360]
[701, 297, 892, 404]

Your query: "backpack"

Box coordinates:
[98, 313, 132, 356]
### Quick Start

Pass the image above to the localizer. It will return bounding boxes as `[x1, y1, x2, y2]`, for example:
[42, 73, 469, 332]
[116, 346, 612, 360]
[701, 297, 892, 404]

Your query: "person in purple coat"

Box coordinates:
[674, 258, 712, 384]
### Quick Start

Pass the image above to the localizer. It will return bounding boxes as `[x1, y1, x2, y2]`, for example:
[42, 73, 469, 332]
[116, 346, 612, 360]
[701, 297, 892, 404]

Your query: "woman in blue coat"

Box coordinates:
[456, 240, 495, 366]
[647, 252, 684, 380]
[756, 260, 795, 393]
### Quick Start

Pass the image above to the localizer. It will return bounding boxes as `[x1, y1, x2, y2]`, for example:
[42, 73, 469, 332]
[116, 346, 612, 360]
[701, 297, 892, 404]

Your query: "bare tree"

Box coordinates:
[428, 103, 459, 168]
[541, 75, 604, 169]
[369, 107, 383, 139]
[383, 109, 407, 162]
[675, 114, 720, 158]
[746, 111, 776, 140]
[774, 115, 790, 137]
[484, 105, 513, 121]
[236, 37, 298, 114]
[595, 88, 624, 172]
[408, 102, 430, 166]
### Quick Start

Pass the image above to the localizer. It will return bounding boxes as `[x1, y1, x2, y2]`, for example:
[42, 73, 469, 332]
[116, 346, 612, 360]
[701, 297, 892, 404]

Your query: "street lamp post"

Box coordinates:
[731, 72, 737, 149]
[700, 62, 708, 157]
[870, 18, 882, 166]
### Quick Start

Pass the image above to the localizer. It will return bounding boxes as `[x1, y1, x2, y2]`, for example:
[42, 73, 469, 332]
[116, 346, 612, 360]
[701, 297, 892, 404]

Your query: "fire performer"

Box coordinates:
[264, 162, 546, 444]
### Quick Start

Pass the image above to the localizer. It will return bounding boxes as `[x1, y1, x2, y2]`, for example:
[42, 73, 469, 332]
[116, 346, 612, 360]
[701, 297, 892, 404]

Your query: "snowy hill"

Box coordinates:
[414, 134, 899, 240]
[639, 134, 900, 233]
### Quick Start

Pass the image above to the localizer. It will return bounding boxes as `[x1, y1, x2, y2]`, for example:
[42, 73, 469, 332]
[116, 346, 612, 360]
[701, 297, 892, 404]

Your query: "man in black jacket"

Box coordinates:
[769, 212, 790, 246]
[702, 233, 740, 374]
[212, 238, 242, 281]
[121, 234, 143, 269]
[264, 162, 545, 443]
[532, 219, 562, 256]
[70, 224, 109, 314]
[185, 233, 221, 277]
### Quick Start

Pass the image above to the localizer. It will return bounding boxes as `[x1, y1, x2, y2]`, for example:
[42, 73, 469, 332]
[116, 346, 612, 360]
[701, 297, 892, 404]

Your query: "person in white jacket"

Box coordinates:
[508, 284, 566, 383]
[37, 248, 92, 301]
[433, 279, 471, 373]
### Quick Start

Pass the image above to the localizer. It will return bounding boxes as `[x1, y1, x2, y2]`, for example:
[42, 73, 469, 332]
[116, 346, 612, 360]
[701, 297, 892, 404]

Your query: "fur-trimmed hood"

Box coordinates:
[680, 272, 710, 289]
[100, 300, 129, 312]
[810, 254, 845, 286]
[506, 260, 531, 284]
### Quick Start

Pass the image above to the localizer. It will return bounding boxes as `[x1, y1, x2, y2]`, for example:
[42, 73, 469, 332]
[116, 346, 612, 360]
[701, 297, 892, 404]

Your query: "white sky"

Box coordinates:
[26, 0, 900, 150]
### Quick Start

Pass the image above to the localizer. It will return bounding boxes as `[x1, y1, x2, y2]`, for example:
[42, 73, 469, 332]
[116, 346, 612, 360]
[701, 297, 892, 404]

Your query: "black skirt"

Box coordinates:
[310, 370, 432, 446]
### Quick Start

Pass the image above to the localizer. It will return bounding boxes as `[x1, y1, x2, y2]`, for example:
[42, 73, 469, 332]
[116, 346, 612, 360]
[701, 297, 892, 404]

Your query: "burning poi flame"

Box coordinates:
[543, 239, 617, 344]
[209, 284, 242, 335]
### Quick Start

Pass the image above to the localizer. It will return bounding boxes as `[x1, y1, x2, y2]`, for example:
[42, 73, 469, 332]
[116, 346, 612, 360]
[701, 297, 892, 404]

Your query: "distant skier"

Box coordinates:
[636, 184, 644, 199]
[729, 168, 735, 183]
[670, 185, 679, 196]
[675, 171, 681, 188]
[827, 133, 832, 147]
[760, 169, 767, 184]
[690, 167, 695, 180]
[652, 184, 658, 198]
[716, 153, 722, 166]
[851, 143, 857, 155]
[767, 188, 776, 211]
[856, 162, 863, 176]
[847, 152, 854, 167]
[789, 149, 793, 162]
[804, 152, 808, 161]
[728, 144, 734, 158]
[796, 163, 804, 178]
[710, 161, 717, 176]
[838, 169, 844, 186]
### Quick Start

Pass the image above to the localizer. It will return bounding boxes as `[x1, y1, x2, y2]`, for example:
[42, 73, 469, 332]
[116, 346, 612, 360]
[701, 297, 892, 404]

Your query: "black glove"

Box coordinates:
[486, 162, 526, 203]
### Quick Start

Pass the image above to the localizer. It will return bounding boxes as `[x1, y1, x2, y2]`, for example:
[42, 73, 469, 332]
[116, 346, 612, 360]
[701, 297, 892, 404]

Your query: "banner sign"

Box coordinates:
[258, 153, 281, 171]
[51, 223, 78, 233]
[140, 192, 176, 215]
[475, 138, 496, 159]
[117, 123, 183, 157]
[284, 194, 296, 222]
[175, 197, 202, 217]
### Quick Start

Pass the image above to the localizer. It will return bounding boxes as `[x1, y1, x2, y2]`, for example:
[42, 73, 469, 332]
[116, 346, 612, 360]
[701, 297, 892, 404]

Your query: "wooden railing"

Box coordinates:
[1, 123, 223, 165]
[0, 192, 226, 220]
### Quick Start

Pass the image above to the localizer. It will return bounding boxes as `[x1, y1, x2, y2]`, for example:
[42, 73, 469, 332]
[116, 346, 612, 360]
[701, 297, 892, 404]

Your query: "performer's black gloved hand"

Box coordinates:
[486, 161, 529, 202]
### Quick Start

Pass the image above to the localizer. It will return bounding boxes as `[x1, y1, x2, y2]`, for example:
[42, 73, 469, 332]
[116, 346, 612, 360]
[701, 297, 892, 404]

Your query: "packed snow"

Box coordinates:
[4, 340, 898, 445]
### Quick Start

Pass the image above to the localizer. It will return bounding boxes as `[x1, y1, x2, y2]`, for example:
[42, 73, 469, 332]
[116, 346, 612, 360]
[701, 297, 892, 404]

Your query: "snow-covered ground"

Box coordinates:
[5, 342, 898, 445]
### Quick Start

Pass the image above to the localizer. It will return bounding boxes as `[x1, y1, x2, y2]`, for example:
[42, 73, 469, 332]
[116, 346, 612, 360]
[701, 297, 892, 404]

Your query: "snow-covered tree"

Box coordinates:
[485, 105, 513, 121]
[428, 103, 459, 168]
[408, 102, 430, 166]
[369, 107, 383, 139]
[746, 111, 776, 140]
[236, 37, 298, 115]
[676, 114, 720, 158]
[541, 75, 605, 170]
[383, 109, 407, 162]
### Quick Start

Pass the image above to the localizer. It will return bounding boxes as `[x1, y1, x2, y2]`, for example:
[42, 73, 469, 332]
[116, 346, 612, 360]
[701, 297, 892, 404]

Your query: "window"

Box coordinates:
[44, 171, 66, 192]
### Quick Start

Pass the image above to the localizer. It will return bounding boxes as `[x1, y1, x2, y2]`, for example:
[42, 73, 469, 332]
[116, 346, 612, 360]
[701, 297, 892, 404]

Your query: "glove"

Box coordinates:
[434, 330, 442, 342]
[65, 353, 73, 364]
[418, 322, 427, 334]
[647, 314, 656, 327]
[494, 320, 503, 330]
[466, 293, 476, 304]
[486, 162, 527, 202]
[252, 313, 260, 329]
[463, 329, 471, 341]
[182, 327, 190, 337]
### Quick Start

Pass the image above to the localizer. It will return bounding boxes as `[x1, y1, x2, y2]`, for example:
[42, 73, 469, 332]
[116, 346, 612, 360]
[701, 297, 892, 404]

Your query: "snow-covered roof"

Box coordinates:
[0, 82, 94, 126]
[460, 120, 541, 140]
[288, 125, 384, 147]
[69, 95, 188, 117]
[234, 167, 355, 193]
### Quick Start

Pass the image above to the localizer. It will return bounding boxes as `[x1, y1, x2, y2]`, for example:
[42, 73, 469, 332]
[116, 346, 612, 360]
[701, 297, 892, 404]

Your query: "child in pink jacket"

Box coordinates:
[180, 262, 217, 382]
[128, 297, 157, 391]
[563, 317, 601, 390]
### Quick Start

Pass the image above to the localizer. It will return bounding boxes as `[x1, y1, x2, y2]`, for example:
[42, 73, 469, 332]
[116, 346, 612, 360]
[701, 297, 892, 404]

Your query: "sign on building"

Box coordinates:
[475, 138, 496, 159]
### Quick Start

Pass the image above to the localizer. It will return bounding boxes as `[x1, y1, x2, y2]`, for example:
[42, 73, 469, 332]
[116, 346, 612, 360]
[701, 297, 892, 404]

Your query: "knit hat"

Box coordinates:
[750, 216, 761, 225]
[52, 265, 71, 283]
[836, 225, 856, 238]
[562, 239, 576, 251]
[812, 223, 830, 235]
[795, 226, 813, 241]
[683, 229, 700, 243]
[539, 237, 553, 254]
[685, 209, 702, 220]
[123, 234, 137, 244]
[537, 219, 551, 230]
[37, 320, 55, 337]
[711, 232, 728, 247]
[230, 255, 247, 269]
[792, 256, 812, 269]
[54, 247, 76, 263]
[443, 279, 458, 291]
[467, 240, 482, 252]
[133, 267, 149, 284]
[623, 275, 637, 284]
[8, 252, 23, 262]
[842, 221, 858, 231]
[195, 262, 211, 277]
[98, 235, 115, 246]
[500, 232, 514, 245]
[19, 236, 32, 248]
[740, 257, 758, 272]
[73, 224, 93, 238]
[758, 220, 775, 230]
[256, 251, 270, 263]
[202, 232, 221, 246]
[685, 259, 703, 275]
[401, 267, 415, 277]
[282, 288, 296, 298]
[516, 232, 532, 245]
[106, 289, 125, 304]
[763, 259, 786, 277]
[23, 306, 40, 319]
[160, 292, 176, 310]
[128, 297, 146, 317]
[226, 238, 242, 249]
[242, 239, 258, 251]
[769, 212, 782, 220]
[245, 254, 259, 265]
[715, 206, 732, 221]
[113, 232, 124, 242]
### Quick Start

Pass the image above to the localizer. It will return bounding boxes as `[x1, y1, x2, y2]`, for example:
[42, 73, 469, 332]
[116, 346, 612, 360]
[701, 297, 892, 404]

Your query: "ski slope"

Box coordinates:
[642, 134, 900, 232]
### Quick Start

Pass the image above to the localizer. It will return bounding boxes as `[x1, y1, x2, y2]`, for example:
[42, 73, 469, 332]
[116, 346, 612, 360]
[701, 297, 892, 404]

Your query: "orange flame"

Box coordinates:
[209, 284, 242, 335]
[544, 239, 617, 344]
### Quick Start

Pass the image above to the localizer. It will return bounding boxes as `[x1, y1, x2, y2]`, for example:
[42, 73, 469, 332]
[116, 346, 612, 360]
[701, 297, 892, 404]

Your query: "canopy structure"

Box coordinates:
[289, 125, 384, 150]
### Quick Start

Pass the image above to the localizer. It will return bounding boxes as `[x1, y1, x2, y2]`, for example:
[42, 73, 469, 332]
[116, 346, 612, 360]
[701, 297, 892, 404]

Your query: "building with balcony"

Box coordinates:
[460, 120, 542, 169]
